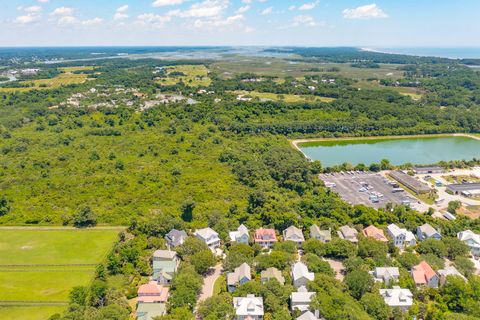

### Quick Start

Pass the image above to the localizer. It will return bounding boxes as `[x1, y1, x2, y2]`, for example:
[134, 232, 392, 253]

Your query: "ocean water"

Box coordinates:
[372, 47, 480, 59]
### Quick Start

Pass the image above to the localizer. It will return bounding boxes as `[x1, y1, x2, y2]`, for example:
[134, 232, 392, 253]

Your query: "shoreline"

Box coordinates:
[290, 133, 480, 160]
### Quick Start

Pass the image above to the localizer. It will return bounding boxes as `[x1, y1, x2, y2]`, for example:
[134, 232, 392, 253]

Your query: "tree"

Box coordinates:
[344, 269, 374, 299]
[302, 253, 335, 277]
[197, 294, 234, 320]
[361, 292, 390, 320]
[454, 256, 475, 277]
[88, 280, 108, 307]
[69, 286, 88, 306]
[358, 237, 389, 265]
[180, 199, 195, 222]
[417, 238, 447, 258]
[443, 237, 469, 260]
[0, 196, 10, 216]
[190, 249, 216, 275]
[177, 237, 209, 258]
[325, 238, 358, 260]
[397, 252, 420, 269]
[73, 206, 97, 228]
[169, 265, 203, 310]
[154, 307, 194, 320]
[447, 200, 461, 214]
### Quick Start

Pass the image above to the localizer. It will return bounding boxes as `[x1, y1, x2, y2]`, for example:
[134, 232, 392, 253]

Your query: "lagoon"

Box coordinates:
[299, 136, 480, 167]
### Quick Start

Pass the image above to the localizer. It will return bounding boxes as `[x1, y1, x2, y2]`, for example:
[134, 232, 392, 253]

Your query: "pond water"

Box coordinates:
[299, 136, 480, 167]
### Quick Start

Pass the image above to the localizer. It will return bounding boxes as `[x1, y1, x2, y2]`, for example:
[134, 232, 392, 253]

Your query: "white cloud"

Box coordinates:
[179, 0, 228, 18]
[51, 7, 75, 16]
[298, 1, 320, 11]
[193, 14, 244, 29]
[15, 14, 41, 24]
[261, 7, 273, 15]
[24, 6, 43, 13]
[343, 4, 388, 19]
[290, 15, 322, 27]
[289, 5, 296, 11]
[57, 16, 78, 25]
[114, 5, 129, 21]
[136, 13, 172, 28]
[153, 0, 184, 7]
[242, 0, 252, 3]
[236, 5, 250, 14]
[82, 17, 103, 26]
[37, 0, 49, 3]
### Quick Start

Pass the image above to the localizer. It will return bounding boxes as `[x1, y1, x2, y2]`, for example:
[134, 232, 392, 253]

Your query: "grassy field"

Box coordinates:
[157, 65, 211, 87]
[356, 80, 424, 100]
[0, 228, 119, 320]
[0, 66, 94, 93]
[442, 175, 480, 184]
[231, 90, 335, 103]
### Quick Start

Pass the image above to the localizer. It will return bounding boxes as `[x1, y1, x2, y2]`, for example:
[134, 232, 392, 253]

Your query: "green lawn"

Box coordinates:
[232, 90, 335, 103]
[0, 229, 119, 265]
[0, 306, 65, 320]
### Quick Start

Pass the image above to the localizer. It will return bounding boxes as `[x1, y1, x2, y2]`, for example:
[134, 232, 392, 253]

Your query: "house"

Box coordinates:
[297, 311, 321, 320]
[371, 267, 400, 284]
[411, 261, 439, 288]
[152, 250, 178, 285]
[379, 286, 413, 311]
[337, 225, 358, 243]
[417, 224, 441, 241]
[254, 228, 277, 249]
[290, 286, 315, 313]
[229, 225, 250, 244]
[233, 295, 264, 320]
[387, 224, 416, 248]
[260, 267, 285, 285]
[457, 230, 480, 257]
[136, 281, 169, 319]
[309, 225, 331, 243]
[438, 266, 466, 286]
[227, 263, 252, 292]
[362, 225, 389, 242]
[165, 229, 187, 248]
[194, 227, 221, 251]
[292, 262, 314, 288]
[283, 226, 305, 247]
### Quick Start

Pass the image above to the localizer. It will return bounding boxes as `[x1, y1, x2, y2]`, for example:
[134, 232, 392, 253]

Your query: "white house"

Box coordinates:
[309, 225, 331, 243]
[371, 267, 400, 284]
[194, 227, 221, 251]
[227, 263, 252, 292]
[380, 286, 413, 311]
[233, 295, 264, 320]
[387, 224, 416, 248]
[283, 226, 305, 247]
[292, 262, 314, 288]
[290, 286, 315, 313]
[229, 225, 250, 244]
[297, 311, 321, 320]
[457, 230, 480, 257]
[417, 224, 441, 241]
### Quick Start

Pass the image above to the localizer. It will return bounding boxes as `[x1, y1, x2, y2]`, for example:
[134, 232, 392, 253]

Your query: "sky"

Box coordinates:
[1, 0, 480, 47]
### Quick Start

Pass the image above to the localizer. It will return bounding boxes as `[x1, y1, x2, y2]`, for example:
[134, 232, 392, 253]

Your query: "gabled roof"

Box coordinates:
[153, 250, 177, 260]
[387, 224, 404, 237]
[165, 229, 187, 246]
[254, 228, 276, 241]
[297, 311, 319, 320]
[229, 224, 249, 242]
[261, 267, 285, 284]
[418, 224, 440, 238]
[291, 290, 315, 303]
[339, 225, 358, 238]
[458, 230, 480, 246]
[284, 226, 305, 241]
[438, 266, 466, 281]
[380, 286, 413, 307]
[363, 225, 388, 242]
[137, 281, 169, 303]
[412, 261, 437, 284]
[292, 262, 314, 282]
[227, 263, 252, 286]
[374, 267, 400, 279]
[194, 227, 219, 239]
[233, 295, 264, 316]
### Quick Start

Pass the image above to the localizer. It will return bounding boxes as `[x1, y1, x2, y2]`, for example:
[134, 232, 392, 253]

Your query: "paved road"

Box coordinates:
[197, 263, 222, 304]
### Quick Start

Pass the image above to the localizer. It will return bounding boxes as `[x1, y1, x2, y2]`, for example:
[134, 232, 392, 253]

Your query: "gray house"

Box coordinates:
[227, 263, 252, 292]
[310, 225, 331, 243]
[417, 224, 441, 241]
[165, 229, 187, 248]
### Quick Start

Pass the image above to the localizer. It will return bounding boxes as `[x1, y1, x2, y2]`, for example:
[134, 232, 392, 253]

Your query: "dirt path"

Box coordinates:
[197, 263, 222, 304]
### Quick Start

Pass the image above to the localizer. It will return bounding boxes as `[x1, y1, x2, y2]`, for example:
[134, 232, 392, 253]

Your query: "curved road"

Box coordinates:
[197, 263, 222, 304]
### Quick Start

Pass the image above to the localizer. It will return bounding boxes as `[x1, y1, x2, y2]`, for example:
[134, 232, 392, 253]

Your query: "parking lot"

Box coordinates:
[320, 171, 417, 209]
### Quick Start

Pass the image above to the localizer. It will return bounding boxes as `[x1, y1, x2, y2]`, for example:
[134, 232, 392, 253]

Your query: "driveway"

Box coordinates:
[197, 263, 222, 304]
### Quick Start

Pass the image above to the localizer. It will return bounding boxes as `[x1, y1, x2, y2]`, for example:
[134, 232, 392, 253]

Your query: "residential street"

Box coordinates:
[197, 263, 222, 304]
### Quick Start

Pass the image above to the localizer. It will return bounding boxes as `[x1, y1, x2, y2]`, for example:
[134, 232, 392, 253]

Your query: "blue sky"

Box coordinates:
[1, 0, 480, 47]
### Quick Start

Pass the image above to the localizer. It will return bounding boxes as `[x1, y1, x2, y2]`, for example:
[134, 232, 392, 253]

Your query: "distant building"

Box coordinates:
[371, 267, 400, 284]
[261, 267, 285, 285]
[136, 281, 169, 320]
[362, 225, 389, 242]
[152, 250, 178, 285]
[447, 183, 480, 198]
[283, 226, 305, 247]
[309, 225, 331, 243]
[254, 228, 277, 249]
[290, 286, 315, 313]
[227, 263, 252, 292]
[417, 224, 441, 241]
[292, 262, 315, 288]
[233, 295, 264, 320]
[165, 229, 187, 248]
[337, 225, 358, 243]
[229, 225, 250, 244]
[412, 166, 444, 174]
[438, 266, 466, 286]
[387, 224, 416, 248]
[194, 228, 221, 251]
[379, 286, 413, 311]
[411, 261, 439, 288]
[389, 170, 430, 194]
[457, 230, 480, 257]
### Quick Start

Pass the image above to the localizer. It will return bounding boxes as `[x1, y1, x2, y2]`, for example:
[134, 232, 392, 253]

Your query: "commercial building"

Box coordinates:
[389, 170, 430, 194]
[412, 166, 444, 174]
[446, 183, 480, 198]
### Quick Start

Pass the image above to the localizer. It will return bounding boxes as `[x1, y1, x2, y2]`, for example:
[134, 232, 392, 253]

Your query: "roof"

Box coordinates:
[136, 302, 166, 320]
[227, 263, 251, 286]
[297, 311, 319, 320]
[292, 262, 314, 282]
[380, 286, 413, 307]
[291, 290, 315, 304]
[418, 224, 440, 238]
[446, 183, 480, 192]
[260, 267, 285, 284]
[153, 260, 177, 274]
[412, 261, 437, 284]
[194, 227, 219, 239]
[339, 225, 358, 238]
[438, 266, 466, 280]
[387, 224, 404, 237]
[363, 225, 388, 242]
[165, 229, 187, 246]
[310, 225, 331, 240]
[413, 166, 443, 171]
[137, 281, 169, 303]
[153, 250, 177, 260]
[374, 267, 400, 279]
[283, 226, 305, 242]
[233, 295, 264, 316]
[389, 170, 430, 193]
[405, 231, 416, 242]
[458, 230, 480, 247]
[254, 228, 276, 241]
[229, 224, 249, 241]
